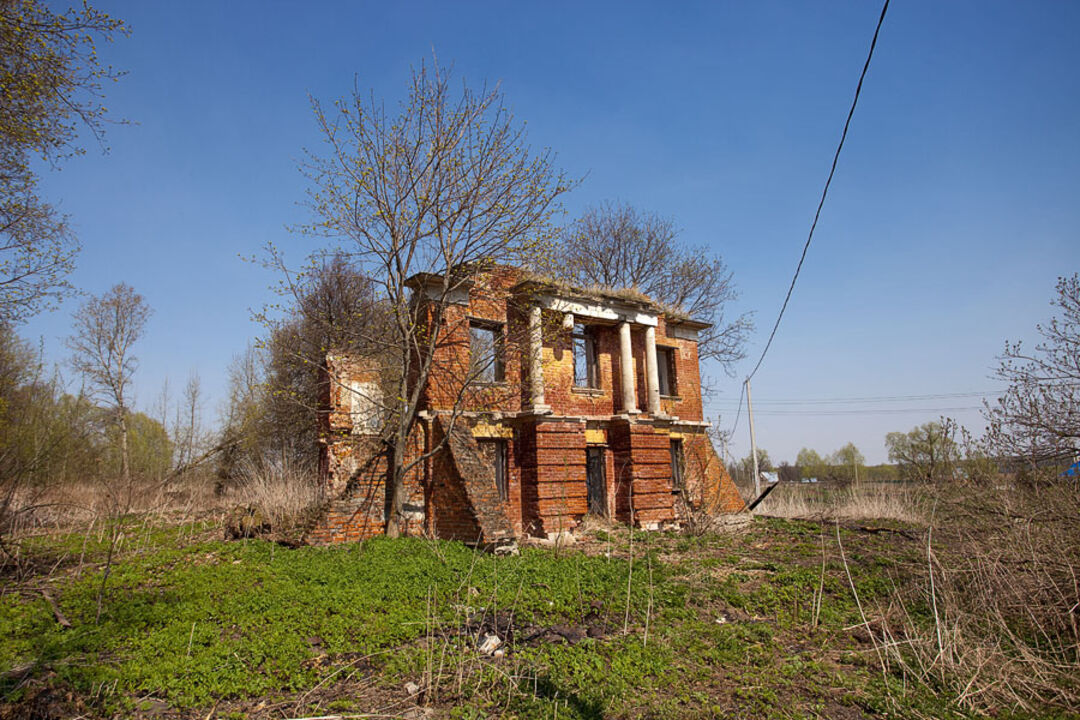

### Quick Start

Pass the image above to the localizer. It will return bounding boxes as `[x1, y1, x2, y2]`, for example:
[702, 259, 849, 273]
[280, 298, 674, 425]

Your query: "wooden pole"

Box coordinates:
[746, 378, 760, 499]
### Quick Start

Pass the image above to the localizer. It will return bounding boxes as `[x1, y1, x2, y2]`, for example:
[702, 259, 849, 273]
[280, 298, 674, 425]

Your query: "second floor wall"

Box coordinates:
[418, 266, 707, 422]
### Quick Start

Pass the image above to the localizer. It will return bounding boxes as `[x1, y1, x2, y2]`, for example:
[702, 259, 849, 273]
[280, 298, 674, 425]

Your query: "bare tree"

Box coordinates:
[547, 201, 753, 368]
[173, 371, 204, 469]
[216, 343, 268, 486]
[302, 60, 573, 536]
[66, 283, 150, 621]
[67, 283, 150, 484]
[985, 274, 1080, 476]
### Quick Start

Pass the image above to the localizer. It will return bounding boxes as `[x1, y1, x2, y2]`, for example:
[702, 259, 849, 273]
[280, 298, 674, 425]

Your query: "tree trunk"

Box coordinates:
[385, 435, 411, 538]
[119, 407, 130, 485]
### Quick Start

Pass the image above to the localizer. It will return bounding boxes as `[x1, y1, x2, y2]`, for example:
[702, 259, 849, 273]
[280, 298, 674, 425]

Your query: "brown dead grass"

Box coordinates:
[883, 483, 1080, 714]
[751, 481, 926, 524]
[743, 479, 1080, 714]
[4, 473, 224, 539]
[3, 456, 323, 544]
[230, 457, 324, 532]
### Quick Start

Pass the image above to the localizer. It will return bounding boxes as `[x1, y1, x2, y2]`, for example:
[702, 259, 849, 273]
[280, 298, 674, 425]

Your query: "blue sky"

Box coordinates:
[21, 1, 1080, 464]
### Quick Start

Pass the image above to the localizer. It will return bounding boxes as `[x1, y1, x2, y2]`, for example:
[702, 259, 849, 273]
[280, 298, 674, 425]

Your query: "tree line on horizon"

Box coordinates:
[729, 421, 973, 488]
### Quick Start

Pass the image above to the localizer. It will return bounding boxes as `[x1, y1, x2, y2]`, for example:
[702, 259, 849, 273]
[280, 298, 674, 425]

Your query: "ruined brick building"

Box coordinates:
[306, 266, 745, 546]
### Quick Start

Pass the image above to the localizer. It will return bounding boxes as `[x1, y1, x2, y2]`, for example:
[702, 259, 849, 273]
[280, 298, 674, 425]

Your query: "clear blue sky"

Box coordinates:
[21, 1, 1080, 464]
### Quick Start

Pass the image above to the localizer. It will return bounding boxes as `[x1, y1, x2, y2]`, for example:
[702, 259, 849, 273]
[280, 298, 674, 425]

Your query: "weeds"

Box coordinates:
[753, 481, 926, 523]
[882, 483, 1080, 714]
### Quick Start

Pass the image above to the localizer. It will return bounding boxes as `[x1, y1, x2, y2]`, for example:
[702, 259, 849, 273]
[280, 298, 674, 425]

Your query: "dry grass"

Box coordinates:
[762, 478, 1080, 714]
[230, 456, 324, 531]
[4, 473, 224, 539]
[751, 481, 926, 523]
[519, 271, 660, 310]
[0, 456, 326, 572]
[878, 483, 1080, 714]
[3, 456, 323, 542]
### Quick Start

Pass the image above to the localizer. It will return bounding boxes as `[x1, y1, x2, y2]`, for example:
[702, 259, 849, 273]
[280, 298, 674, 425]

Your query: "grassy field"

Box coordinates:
[0, 507, 1010, 720]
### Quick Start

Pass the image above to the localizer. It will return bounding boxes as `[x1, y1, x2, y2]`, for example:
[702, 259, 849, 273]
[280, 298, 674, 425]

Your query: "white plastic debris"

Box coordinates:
[478, 633, 502, 655]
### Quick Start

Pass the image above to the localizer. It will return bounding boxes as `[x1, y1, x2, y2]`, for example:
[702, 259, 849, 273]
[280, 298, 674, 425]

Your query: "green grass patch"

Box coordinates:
[1, 535, 658, 714]
[0, 516, 999, 719]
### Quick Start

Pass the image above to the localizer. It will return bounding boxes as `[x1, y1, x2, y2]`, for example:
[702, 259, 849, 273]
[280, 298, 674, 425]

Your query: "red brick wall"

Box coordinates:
[414, 269, 708, 424]
[516, 420, 589, 535]
[538, 315, 705, 422]
[610, 421, 678, 528]
[309, 427, 426, 545]
[306, 447, 388, 545]
[429, 421, 482, 542]
[428, 418, 515, 545]
[516, 422, 540, 535]
[542, 319, 619, 417]
[311, 266, 741, 546]
[419, 267, 527, 415]
[655, 317, 705, 422]
[681, 432, 747, 514]
[324, 355, 384, 435]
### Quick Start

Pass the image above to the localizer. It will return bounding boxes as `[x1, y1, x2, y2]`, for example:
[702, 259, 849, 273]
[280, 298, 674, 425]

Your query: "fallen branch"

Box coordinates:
[40, 587, 72, 629]
[856, 525, 918, 540]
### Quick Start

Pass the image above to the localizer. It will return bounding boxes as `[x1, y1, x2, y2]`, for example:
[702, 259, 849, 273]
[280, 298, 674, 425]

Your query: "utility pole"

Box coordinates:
[720, 421, 729, 469]
[746, 378, 760, 499]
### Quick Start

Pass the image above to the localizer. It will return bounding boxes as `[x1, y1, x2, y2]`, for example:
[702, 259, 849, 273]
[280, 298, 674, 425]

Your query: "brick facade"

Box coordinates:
[307, 265, 745, 545]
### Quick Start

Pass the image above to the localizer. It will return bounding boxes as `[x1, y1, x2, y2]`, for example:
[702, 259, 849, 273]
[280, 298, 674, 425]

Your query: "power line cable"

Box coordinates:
[746, 0, 890, 382]
[726, 380, 746, 437]
[748, 405, 985, 416]
[715, 390, 1003, 407]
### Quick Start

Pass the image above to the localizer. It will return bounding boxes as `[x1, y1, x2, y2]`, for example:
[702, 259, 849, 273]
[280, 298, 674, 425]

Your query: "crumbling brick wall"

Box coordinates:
[418, 266, 527, 415]
[654, 316, 706, 421]
[681, 432, 747, 514]
[308, 429, 427, 545]
[309, 352, 424, 544]
[306, 444, 388, 545]
[310, 264, 746, 546]
[429, 418, 515, 545]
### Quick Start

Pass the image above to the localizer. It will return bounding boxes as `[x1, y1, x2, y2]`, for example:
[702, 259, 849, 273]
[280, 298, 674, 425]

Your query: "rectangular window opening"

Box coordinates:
[586, 447, 607, 516]
[572, 323, 599, 388]
[670, 439, 684, 491]
[658, 347, 677, 396]
[347, 380, 383, 434]
[469, 320, 504, 383]
[478, 438, 509, 501]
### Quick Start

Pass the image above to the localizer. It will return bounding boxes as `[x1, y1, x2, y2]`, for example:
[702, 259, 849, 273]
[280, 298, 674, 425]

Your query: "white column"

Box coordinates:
[644, 325, 661, 416]
[619, 321, 639, 414]
[528, 305, 549, 412]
